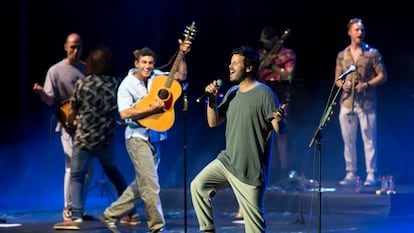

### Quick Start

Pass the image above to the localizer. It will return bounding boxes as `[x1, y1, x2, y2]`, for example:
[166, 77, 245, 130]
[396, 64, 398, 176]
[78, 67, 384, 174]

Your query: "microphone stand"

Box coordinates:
[308, 79, 345, 233]
[181, 82, 189, 233]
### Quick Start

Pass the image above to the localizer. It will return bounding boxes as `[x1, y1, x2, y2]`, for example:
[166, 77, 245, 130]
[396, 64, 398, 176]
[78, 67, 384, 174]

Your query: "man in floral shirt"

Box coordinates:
[257, 25, 296, 185]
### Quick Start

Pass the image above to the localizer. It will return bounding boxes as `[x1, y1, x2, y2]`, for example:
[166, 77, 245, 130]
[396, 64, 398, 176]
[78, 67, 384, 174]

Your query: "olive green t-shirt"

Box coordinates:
[217, 83, 278, 186]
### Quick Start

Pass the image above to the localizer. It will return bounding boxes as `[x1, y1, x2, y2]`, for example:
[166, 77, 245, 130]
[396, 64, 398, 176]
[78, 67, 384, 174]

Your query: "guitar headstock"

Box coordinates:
[280, 29, 291, 42]
[183, 22, 197, 42]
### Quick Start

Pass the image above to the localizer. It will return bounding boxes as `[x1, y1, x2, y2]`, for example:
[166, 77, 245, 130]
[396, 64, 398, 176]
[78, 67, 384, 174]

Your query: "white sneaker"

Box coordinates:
[339, 172, 356, 185]
[364, 173, 377, 186]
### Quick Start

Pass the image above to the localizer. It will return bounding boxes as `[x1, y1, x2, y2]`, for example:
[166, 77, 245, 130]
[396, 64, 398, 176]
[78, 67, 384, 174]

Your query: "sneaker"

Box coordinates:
[62, 207, 72, 221]
[120, 213, 141, 225]
[99, 214, 119, 233]
[53, 219, 82, 230]
[339, 172, 356, 185]
[364, 173, 377, 186]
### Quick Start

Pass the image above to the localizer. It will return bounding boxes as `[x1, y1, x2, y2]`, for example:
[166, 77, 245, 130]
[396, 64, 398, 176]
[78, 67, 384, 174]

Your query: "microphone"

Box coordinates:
[196, 79, 223, 103]
[336, 65, 357, 81]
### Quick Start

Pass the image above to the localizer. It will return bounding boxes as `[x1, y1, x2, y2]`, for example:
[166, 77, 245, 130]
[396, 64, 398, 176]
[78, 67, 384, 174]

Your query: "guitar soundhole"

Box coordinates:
[158, 88, 170, 100]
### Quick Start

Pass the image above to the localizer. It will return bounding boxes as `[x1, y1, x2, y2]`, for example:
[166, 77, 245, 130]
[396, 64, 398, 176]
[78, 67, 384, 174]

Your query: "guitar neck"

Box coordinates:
[259, 42, 283, 70]
[166, 50, 185, 88]
[269, 40, 284, 55]
[259, 29, 290, 71]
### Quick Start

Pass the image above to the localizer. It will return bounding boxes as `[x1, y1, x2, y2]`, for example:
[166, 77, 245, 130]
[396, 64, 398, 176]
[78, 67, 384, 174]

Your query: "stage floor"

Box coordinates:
[1, 182, 414, 233]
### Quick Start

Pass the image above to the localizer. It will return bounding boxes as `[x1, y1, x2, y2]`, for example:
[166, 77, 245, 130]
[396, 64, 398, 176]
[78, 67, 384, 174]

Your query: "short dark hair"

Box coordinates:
[86, 44, 113, 75]
[231, 46, 260, 75]
[133, 47, 156, 63]
[347, 18, 363, 30]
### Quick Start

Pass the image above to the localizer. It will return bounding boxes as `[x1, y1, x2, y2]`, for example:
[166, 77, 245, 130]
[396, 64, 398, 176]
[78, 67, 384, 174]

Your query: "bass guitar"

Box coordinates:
[57, 100, 77, 130]
[136, 22, 197, 132]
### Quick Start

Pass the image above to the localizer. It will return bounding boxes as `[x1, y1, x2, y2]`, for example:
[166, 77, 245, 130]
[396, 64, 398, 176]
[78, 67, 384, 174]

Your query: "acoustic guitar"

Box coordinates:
[136, 22, 197, 132]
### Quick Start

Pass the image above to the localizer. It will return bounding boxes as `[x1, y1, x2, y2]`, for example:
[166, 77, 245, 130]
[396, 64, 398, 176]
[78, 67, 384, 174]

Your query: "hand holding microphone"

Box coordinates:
[196, 79, 223, 103]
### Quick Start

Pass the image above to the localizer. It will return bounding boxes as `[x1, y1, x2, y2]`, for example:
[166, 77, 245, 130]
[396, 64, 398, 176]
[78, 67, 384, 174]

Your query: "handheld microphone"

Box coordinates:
[336, 65, 357, 81]
[196, 79, 223, 103]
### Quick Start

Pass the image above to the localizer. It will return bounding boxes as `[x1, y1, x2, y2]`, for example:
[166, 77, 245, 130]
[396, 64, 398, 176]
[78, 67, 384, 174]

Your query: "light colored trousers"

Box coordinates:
[190, 159, 267, 233]
[339, 104, 377, 174]
[104, 137, 165, 233]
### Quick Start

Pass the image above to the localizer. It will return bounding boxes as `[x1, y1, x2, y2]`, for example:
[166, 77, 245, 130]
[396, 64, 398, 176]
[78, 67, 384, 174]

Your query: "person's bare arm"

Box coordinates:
[119, 97, 164, 120]
[271, 104, 287, 134]
[33, 83, 54, 106]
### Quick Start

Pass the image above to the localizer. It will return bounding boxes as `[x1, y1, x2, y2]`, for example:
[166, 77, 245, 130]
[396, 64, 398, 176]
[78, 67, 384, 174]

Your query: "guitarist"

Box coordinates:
[33, 33, 94, 222]
[99, 39, 191, 233]
[258, 25, 296, 183]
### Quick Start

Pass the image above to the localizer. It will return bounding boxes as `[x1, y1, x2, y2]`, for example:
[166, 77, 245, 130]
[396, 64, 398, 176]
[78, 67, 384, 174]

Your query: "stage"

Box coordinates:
[1, 181, 414, 233]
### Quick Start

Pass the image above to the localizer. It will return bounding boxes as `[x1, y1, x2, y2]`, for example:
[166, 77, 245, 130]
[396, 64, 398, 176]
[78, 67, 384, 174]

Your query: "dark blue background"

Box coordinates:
[1, 0, 413, 211]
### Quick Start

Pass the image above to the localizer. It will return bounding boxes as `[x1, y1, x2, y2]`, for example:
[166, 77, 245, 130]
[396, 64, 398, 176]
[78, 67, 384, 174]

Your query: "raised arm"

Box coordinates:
[205, 80, 225, 127]
[174, 39, 192, 81]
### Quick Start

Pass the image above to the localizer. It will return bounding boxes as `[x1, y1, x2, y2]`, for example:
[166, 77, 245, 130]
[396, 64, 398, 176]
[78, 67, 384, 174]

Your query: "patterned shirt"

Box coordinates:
[336, 42, 386, 110]
[257, 47, 296, 82]
[70, 74, 121, 149]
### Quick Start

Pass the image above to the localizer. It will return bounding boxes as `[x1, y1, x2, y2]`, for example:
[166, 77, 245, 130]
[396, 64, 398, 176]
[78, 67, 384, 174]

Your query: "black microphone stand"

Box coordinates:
[181, 82, 189, 233]
[308, 79, 345, 233]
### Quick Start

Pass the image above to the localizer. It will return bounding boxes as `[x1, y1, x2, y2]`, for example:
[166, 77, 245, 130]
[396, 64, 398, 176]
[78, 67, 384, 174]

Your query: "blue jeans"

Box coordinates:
[70, 143, 129, 219]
